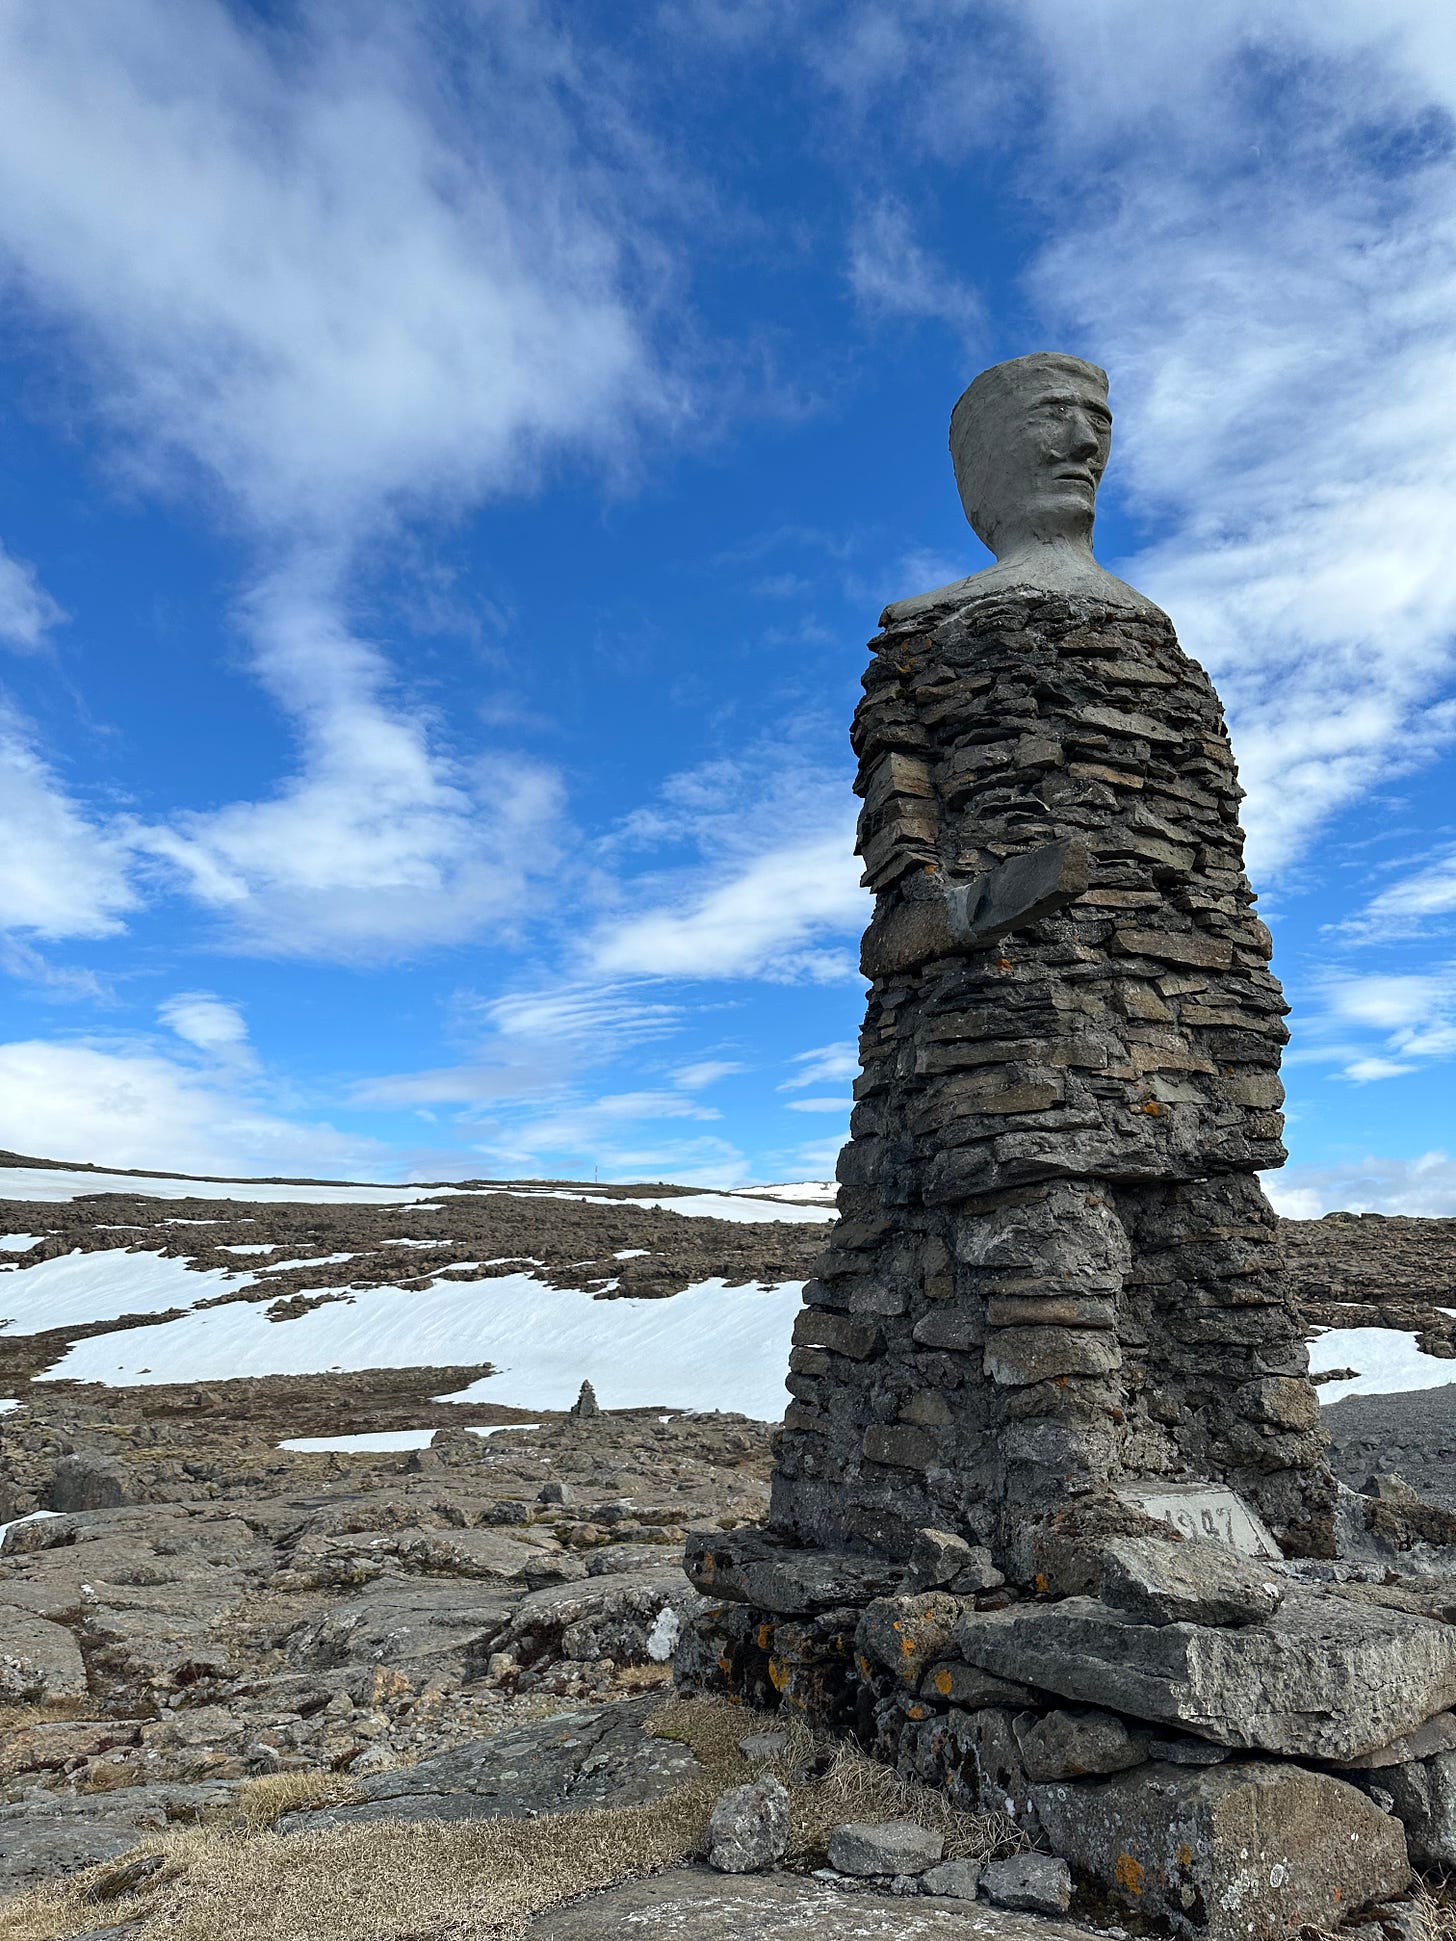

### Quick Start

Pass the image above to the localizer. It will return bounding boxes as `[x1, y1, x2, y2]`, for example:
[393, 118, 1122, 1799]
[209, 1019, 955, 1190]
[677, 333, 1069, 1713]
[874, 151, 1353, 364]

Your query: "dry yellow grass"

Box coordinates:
[0, 1699, 96, 1733]
[0, 1695, 1024, 1941]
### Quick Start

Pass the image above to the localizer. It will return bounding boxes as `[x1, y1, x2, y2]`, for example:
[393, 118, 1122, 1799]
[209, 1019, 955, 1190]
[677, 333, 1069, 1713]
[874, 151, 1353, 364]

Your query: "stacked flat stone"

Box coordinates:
[771, 586, 1335, 1578]
[674, 356, 1453, 1934]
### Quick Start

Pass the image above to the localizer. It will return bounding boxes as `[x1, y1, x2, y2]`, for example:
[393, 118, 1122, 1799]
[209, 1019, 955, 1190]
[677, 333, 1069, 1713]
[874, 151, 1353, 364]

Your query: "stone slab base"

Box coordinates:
[676, 1576, 1419, 1938]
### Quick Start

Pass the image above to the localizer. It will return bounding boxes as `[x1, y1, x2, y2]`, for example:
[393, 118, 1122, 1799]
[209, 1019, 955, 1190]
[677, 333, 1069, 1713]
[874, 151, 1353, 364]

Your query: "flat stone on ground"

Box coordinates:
[523, 1868, 1097, 1938]
[0, 1607, 88, 1699]
[981, 1853, 1073, 1916]
[277, 1696, 697, 1832]
[828, 1820, 944, 1876]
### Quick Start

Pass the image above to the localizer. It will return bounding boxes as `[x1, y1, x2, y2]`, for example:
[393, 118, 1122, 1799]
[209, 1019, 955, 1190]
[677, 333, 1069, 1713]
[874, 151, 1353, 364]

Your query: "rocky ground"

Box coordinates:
[2, 1158, 1456, 1938]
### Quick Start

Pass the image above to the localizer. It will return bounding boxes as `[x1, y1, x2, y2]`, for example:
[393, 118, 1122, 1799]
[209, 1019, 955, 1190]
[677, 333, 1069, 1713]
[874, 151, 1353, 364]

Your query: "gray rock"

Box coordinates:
[1144, 1735, 1228, 1766]
[1033, 1758, 1409, 1939]
[981, 1853, 1072, 1916]
[909, 1527, 1003, 1594]
[284, 1575, 514, 1681]
[828, 1821, 944, 1877]
[707, 1775, 789, 1873]
[918, 1661, 1043, 1708]
[0, 1608, 87, 1699]
[48, 1454, 130, 1513]
[1336, 1711, 1456, 1770]
[0, 1780, 237, 1891]
[1373, 1748, 1456, 1865]
[857, 1593, 962, 1685]
[954, 1587, 1456, 1761]
[1016, 1708, 1146, 1782]
[920, 1860, 984, 1898]
[506, 1564, 699, 1665]
[279, 1696, 697, 1832]
[1099, 1536, 1283, 1627]
[684, 1529, 902, 1616]
[523, 1868, 1089, 1937]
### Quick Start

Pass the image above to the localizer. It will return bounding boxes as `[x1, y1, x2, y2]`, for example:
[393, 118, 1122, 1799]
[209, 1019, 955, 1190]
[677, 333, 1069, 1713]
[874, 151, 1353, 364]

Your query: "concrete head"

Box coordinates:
[950, 353, 1111, 560]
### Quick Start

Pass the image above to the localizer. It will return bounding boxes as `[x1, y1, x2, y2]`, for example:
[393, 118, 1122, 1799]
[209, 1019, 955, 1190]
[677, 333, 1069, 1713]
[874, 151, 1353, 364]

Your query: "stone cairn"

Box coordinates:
[678, 355, 1456, 1936]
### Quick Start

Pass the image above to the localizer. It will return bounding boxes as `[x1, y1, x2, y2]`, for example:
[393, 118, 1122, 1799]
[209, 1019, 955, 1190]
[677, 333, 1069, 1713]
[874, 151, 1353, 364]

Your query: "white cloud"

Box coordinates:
[0, 1039, 381, 1177]
[1339, 1057, 1417, 1084]
[158, 992, 251, 1060]
[593, 828, 864, 982]
[1297, 966, 1456, 1081]
[466, 1087, 744, 1187]
[0, 2, 672, 534]
[0, 1, 681, 963]
[673, 1060, 744, 1089]
[786, 1135, 847, 1176]
[773, 2, 1456, 883]
[1354, 846, 1456, 934]
[591, 748, 866, 984]
[1267, 1148, 1456, 1219]
[786, 1095, 852, 1113]
[355, 981, 682, 1109]
[780, 1040, 859, 1089]
[0, 543, 63, 651]
[0, 705, 136, 941]
[847, 196, 981, 345]
[128, 572, 569, 960]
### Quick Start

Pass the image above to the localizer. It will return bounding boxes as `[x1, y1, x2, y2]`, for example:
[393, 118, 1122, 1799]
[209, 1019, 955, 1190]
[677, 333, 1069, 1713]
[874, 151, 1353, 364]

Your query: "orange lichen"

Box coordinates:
[1114, 1852, 1146, 1895]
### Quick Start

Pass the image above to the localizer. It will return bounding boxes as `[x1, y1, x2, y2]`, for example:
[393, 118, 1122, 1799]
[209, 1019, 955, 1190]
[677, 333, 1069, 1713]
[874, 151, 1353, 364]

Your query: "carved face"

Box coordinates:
[1003, 380, 1111, 534]
[952, 360, 1113, 557]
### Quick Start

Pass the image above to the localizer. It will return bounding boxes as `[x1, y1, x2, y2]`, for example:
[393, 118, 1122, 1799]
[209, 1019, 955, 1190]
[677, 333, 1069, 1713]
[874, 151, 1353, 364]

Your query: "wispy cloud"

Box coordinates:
[846, 196, 981, 346]
[591, 747, 865, 983]
[158, 991, 253, 1063]
[779, 1040, 858, 1089]
[1267, 1148, 1456, 1220]
[355, 981, 683, 1109]
[0, 543, 64, 651]
[0, 0, 683, 964]
[1350, 845, 1456, 937]
[1281, 965, 1456, 1084]
[0, 1037, 381, 1177]
[0, 704, 136, 940]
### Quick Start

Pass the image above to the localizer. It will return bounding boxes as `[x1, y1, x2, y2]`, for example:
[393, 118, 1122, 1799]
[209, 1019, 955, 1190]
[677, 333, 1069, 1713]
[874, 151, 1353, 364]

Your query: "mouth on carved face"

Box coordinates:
[1052, 467, 1096, 488]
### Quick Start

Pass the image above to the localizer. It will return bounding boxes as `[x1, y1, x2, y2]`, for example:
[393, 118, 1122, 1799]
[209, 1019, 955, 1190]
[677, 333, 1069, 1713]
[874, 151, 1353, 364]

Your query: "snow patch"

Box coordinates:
[0, 1165, 461, 1204]
[0, 1249, 248, 1337]
[735, 1182, 839, 1204]
[257, 1253, 357, 1273]
[1310, 1326, 1456, 1405]
[38, 1270, 802, 1418]
[0, 1234, 42, 1250]
[279, 1429, 436, 1453]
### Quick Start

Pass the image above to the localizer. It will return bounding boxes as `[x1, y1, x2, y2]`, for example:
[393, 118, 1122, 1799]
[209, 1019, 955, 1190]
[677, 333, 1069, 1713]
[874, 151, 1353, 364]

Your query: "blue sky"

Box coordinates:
[2, 1, 1456, 1211]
